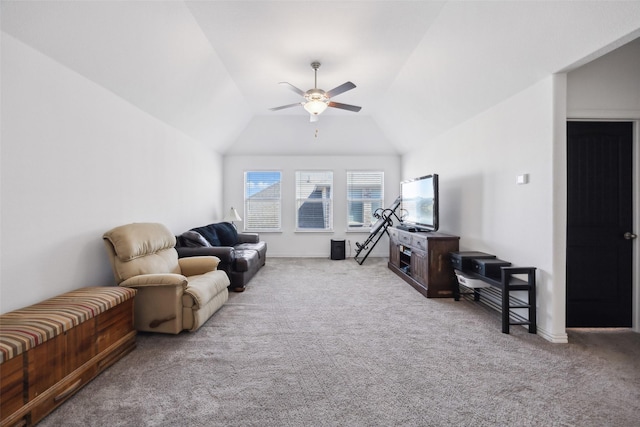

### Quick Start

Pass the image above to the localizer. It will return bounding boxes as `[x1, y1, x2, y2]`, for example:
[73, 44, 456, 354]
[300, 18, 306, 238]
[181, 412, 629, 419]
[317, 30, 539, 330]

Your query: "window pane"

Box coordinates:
[244, 171, 281, 230]
[296, 171, 333, 230]
[347, 171, 384, 229]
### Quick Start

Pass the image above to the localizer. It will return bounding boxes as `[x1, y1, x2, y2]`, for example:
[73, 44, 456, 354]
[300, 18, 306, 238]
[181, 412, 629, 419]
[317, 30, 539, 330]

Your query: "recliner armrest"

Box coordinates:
[179, 256, 221, 276]
[237, 233, 259, 244]
[176, 246, 235, 263]
[120, 273, 187, 289]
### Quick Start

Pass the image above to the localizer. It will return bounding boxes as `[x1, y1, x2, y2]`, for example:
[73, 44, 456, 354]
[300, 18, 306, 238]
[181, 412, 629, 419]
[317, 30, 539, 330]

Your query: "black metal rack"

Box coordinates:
[354, 196, 402, 265]
[454, 266, 537, 334]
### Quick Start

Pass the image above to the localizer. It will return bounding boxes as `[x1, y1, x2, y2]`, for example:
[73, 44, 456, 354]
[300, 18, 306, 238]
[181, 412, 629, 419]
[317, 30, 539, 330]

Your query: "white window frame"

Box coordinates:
[347, 171, 385, 231]
[244, 171, 282, 232]
[295, 170, 333, 231]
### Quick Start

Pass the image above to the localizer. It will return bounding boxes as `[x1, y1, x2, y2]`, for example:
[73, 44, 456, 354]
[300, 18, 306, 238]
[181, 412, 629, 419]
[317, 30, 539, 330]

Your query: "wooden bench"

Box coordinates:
[0, 286, 136, 427]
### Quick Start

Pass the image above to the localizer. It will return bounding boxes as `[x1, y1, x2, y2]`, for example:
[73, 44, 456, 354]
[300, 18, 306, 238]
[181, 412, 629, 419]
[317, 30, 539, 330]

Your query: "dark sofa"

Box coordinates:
[175, 222, 267, 292]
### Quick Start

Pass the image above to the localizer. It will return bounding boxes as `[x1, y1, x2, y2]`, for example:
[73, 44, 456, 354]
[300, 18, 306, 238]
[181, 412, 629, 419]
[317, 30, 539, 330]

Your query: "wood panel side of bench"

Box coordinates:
[1, 299, 136, 427]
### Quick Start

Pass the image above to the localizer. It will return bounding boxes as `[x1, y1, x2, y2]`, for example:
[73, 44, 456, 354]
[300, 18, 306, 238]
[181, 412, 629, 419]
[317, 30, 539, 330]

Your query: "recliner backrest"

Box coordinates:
[103, 223, 181, 284]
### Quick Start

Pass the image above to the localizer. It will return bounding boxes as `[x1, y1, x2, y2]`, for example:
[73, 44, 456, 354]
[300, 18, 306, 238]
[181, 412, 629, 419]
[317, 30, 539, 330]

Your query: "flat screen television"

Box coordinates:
[400, 174, 439, 232]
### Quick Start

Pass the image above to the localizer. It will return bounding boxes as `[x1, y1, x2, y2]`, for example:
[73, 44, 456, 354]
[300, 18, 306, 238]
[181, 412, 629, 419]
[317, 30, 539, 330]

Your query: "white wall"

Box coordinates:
[402, 77, 564, 342]
[567, 37, 640, 118]
[567, 37, 640, 332]
[402, 34, 640, 341]
[0, 34, 224, 313]
[223, 155, 401, 258]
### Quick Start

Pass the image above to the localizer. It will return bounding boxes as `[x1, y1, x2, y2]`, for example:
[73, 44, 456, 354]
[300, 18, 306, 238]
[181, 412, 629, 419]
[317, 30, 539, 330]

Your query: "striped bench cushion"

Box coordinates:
[0, 286, 136, 364]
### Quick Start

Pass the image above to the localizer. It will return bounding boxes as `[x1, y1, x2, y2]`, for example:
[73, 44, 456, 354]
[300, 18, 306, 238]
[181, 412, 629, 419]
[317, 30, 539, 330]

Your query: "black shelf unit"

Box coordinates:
[454, 266, 537, 334]
[399, 245, 412, 275]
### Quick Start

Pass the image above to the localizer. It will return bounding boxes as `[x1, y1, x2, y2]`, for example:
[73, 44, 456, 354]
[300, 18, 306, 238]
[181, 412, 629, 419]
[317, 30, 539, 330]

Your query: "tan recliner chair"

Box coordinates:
[103, 223, 229, 334]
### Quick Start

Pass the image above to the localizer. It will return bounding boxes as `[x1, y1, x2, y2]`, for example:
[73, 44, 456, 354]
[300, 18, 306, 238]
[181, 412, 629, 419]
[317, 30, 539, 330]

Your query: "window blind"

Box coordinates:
[347, 171, 384, 229]
[244, 171, 281, 231]
[295, 171, 333, 230]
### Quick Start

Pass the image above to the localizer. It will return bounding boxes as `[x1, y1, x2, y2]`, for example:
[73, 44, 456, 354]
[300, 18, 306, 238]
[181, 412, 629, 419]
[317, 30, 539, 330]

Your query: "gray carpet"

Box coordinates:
[40, 258, 640, 427]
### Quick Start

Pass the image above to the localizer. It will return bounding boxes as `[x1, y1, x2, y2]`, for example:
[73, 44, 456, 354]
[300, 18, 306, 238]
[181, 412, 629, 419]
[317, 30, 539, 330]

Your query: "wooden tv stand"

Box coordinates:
[388, 227, 459, 298]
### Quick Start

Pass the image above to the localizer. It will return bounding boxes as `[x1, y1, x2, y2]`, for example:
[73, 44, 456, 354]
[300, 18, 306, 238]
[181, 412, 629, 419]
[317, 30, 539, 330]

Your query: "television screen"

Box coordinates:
[400, 174, 439, 231]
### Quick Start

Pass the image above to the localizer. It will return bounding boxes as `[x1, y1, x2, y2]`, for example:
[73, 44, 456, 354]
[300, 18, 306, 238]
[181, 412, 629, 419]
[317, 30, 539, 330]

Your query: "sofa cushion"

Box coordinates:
[235, 241, 267, 260]
[211, 222, 239, 246]
[191, 225, 221, 246]
[0, 287, 136, 363]
[177, 231, 211, 248]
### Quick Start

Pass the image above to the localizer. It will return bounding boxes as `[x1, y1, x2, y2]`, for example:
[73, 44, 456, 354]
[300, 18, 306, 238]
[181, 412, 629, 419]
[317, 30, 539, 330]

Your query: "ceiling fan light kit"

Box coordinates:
[270, 61, 361, 121]
[303, 97, 328, 115]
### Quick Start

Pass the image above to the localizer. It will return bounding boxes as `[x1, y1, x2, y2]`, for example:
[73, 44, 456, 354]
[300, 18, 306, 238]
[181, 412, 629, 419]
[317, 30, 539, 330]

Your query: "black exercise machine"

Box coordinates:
[354, 196, 403, 265]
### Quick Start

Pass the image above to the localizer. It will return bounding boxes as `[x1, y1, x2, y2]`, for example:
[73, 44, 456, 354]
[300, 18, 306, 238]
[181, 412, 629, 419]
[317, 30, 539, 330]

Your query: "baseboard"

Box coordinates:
[537, 327, 569, 343]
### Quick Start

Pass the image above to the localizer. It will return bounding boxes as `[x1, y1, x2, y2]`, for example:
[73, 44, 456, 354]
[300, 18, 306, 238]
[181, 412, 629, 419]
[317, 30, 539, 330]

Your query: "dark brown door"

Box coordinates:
[566, 121, 634, 327]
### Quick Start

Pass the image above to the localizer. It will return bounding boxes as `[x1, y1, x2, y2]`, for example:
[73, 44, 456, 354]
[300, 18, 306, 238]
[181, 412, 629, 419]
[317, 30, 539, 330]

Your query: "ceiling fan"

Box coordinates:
[269, 61, 361, 122]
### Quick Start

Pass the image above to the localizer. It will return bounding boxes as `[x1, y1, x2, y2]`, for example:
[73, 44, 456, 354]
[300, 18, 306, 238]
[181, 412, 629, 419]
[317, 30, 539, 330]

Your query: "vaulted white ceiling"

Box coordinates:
[3, 1, 640, 155]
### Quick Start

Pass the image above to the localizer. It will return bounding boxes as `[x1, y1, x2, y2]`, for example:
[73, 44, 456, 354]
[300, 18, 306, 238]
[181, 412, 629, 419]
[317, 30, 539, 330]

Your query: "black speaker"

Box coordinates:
[330, 239, 346, 260]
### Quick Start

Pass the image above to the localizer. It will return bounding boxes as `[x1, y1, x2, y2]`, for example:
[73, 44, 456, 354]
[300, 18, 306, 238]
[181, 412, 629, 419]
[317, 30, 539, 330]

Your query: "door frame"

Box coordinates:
[566, 118, 639, 332]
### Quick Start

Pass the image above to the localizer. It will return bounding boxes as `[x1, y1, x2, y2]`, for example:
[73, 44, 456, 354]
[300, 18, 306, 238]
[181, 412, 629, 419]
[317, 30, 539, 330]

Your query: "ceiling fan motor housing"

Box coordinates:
[305, 88, 328, 102]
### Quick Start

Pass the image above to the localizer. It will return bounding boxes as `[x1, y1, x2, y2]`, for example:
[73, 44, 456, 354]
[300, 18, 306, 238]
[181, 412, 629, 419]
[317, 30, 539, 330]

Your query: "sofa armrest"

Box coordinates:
[237, 232, 259, 244]
[120, 273, 187, 289]
[176, 246, 235, 263]
[179, 256, 221, 276]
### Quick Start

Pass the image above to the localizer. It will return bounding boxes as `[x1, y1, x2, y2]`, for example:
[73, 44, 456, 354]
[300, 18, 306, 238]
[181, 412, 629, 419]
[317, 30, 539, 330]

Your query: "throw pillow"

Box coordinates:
[191, 225, 221, 247]
[178, 231, 211, 248]
[212, 222, 239, 246]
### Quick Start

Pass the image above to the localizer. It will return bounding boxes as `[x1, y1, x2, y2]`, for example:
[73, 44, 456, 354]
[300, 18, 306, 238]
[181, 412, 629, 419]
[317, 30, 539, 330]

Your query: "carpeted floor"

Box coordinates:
[39, 258, 640, 427]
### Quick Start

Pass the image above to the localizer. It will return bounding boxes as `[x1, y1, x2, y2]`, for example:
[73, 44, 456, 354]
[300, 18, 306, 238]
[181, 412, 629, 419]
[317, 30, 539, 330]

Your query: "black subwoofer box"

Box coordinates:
[471, 258, 512, 278]
[330, 239, 346, 260]
[450, 251, 496, 271]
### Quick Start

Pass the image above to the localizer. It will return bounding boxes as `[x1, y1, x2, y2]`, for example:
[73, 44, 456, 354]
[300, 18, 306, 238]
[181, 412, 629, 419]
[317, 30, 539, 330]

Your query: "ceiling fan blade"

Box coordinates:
[326, 81, 356, 98]
[328, 101, 362, 112]
[279, 82, 306, 97]
[269, 102, 303, 111]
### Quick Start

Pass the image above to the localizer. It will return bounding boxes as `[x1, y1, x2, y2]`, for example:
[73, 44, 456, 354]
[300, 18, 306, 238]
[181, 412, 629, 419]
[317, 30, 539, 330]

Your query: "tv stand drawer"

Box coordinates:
[398, 231, 413, 246]
[395, 229, 428, 251]
[412, 234, 427, 250]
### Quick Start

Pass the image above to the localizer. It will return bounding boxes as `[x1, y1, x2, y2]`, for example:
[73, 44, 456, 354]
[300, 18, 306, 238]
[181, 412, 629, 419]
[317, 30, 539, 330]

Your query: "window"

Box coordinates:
[347, 171, 384, 229]
[244, 171, 281, 231]
[295, 171, 333, 231]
